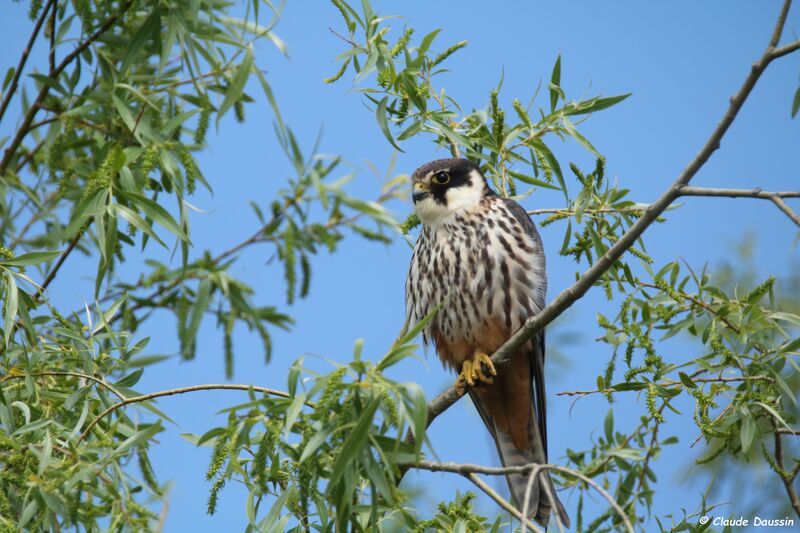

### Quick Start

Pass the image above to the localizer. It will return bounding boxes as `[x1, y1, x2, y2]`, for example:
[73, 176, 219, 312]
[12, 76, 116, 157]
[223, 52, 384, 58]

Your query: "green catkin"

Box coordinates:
[206, 439, 227, 481]
[137, 447, 160, 494]
[323, 57, 351, 84]
[762, 443, 792, 479]
[84, 143, 122, 198]
[299, 254, 311, 298]
[431, 40, 468, 67]
[491, 100, 504, 145]
[233, 100, 245, 123]
[319, 367, 348, 408]
[399, 212, 420, 234]
[195, 103, 211, 145]
[283, 228, 296, 304]
[390, 28, 414, 57]
[251, 431, 271, 493]
[628, 247, 653, 264]
[380, 388, 399, 427]
[695, 442, 726, 465]
[512, 98, 533, 129]
[177, 296, 192, 359]
[745, 276, 775, 303]
[176, 146, 199, 194]
[376, 68, 392, 89]
[223, 313, 235, 380]
[329, 0, 354, 33]
[647, 383, 665, 422]
[140, 144, 159, 176]
[28, 0, 43, 20]
[206, 475, 226, 515]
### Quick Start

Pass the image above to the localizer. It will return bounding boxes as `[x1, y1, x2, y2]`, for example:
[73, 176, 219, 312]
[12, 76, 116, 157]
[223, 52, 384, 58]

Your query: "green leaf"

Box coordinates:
[327, 397, 380, 491]
[549, 54, 561, 112]
[561, 117, 601, 158]
[120, 7, 162, 75]
[111, 94, 137, 132]
[2, 67, 14, 90]
[792, 86, 800, 118]
[217, 48, 254, 125]
[299, 426, 334, 462]
[111, 204, 166, 248]
[3, 272, 18, 346]
[740, 409, 756, 454]
[114, 368, 144, 388]
[184, 279, 213, 356]
[417, 29, 441, 56]
[1, 251, 61, 267]
[283, 393, 307, 438]
[116, 190, 189, 242]
[678, 372, 697, 389]
[611, 382, 648, 392]
[507, 170, 560, 190]
[604, 409, 614, 442]
[92, 294, 127, 335]
[565, 93, 632, 116]
[376, 96, 403, 151]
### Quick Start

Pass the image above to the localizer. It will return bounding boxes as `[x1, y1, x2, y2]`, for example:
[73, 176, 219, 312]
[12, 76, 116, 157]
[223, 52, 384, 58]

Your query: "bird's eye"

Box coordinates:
[432, 171, 450, 185]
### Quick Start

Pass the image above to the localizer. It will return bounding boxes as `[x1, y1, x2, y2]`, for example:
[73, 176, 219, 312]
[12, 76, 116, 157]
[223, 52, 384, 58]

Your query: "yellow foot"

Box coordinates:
[456, 351, 497, 393]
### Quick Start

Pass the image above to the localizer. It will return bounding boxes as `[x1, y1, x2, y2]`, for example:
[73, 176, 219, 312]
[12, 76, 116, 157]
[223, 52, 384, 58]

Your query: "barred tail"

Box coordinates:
[494, 411, 570, 528]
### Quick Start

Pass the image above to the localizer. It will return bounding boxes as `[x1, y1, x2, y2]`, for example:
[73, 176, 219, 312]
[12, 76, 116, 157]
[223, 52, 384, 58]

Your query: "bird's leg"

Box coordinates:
[455, 350, 497, 393]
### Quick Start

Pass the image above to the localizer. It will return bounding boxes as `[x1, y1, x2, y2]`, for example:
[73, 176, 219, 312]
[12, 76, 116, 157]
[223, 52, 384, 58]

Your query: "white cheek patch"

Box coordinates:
[414, 169, 485, 227]
[443, 183, 482, 212]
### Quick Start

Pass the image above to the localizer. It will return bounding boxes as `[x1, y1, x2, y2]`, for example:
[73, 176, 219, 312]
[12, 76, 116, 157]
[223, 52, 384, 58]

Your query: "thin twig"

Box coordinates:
[677, 186, 800, 199]
[774, 431, 800, 517]
[35, 222, 89, 299]
[464, 472, 544, 533]
[411, 460, 635, 533]
[0, 0, 57, 124]
[9, 190, 60, 249]
[769, 0, 794, 48]
[48, 0, 57, 74]
[557, 375, 773, 397]
[527, 206, 652, 216]
[677, 185, 800, 227]
[519, 465, 540, 532]
[0, 370, 126, 400]
[769, 194, 800, 227]
[77, 383, 309, 444]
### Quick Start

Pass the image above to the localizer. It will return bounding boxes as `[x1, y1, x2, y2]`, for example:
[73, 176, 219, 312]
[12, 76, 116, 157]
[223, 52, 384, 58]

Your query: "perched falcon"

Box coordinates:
[405, 158, 569, 527]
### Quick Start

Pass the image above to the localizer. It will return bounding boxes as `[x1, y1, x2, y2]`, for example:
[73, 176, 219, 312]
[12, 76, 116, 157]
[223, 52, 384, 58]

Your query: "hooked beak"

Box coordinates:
[412, 182, 429, 203]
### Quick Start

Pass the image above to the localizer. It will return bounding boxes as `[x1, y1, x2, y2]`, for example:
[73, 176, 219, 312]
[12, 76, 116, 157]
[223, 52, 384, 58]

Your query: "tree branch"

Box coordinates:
[410, 460, 635, 533]
[677, 185, 800, 227]
[464, 472, 544, 533]
[0, 0, 57, 125]
[769, 194, 800, 227]
[774, 431, 800, 517]
[556, 375, 774, 397]
[677, 186, 800, 200]
[0, 370, 125, 400]
[0, 0, 134, 176]
[48, 0, 57, 74]
[422, 3, 800, 432]
[35, 221, 89, 300]
[77, 383, 308, 444]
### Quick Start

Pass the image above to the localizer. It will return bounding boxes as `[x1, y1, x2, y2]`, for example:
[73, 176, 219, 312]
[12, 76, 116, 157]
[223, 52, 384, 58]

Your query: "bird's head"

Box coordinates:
[410, 158, 492, 226]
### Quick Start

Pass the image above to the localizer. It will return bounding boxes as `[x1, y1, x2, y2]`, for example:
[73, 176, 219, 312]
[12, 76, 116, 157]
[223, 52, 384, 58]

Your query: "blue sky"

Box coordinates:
[2, 1, 799, 531]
